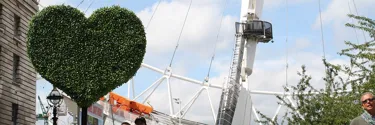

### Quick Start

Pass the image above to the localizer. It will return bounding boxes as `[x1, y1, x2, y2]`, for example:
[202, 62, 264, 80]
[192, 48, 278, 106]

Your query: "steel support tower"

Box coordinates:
[216, 0, 273, 124]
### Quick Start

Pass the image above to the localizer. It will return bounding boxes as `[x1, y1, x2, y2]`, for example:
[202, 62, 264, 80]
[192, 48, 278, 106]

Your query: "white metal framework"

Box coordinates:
[37, 61, 302, 125]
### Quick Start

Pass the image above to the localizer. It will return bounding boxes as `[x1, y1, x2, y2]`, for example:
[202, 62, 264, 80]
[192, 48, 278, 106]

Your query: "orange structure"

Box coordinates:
[100, 92, 153, 115]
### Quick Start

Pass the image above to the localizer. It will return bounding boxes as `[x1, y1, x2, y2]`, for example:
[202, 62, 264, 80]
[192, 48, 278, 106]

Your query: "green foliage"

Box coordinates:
[256, 15, 375, 124]
[27, 5, 146, 107]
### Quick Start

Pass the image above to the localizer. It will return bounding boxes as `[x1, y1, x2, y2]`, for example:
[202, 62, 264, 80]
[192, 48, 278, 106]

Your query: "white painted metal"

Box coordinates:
[36, 62, 352, 125]
[252, 105, 262, 125]
[128, 79, 131, 99]
[132, 78, 135, 99]
[240, 0, 264, 21]
[272, 104, 282, 122]
[132, 76, 165, 101]
[217, 28, 246, 124]
[287, 96, 304, 120]
[142, 63, 222, 89]
[173, 98, 182, 125]
[244, 39, 258, 76]
[205, 87, 217, 123]
[232, 87, 253, 125]
[167, 77, 175, 115]
[179, 87, 205, 118]
[250, 89, 353, 96]
[141, 77, 166, 104]
[230, 0, 265, 124]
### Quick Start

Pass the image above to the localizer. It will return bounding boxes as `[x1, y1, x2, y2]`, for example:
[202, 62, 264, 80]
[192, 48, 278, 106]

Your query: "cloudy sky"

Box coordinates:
[35, 0, 375, 124]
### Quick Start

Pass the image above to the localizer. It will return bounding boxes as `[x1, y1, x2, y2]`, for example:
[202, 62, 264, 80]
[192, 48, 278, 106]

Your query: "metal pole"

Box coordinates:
[111, 104, 115, 125]
[77, 106, 80, 125]
[52, 107, 57, 125]
[179, 100, 182, 125]
[128, 80, 131, 98]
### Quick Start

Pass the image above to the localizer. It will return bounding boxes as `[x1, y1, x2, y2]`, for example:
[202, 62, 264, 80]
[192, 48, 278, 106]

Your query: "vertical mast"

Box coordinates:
[216, 0, 272, 124]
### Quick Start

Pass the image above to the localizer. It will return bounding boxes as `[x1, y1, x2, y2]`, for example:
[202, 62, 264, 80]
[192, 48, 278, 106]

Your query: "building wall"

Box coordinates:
[0, 0, 38, 125]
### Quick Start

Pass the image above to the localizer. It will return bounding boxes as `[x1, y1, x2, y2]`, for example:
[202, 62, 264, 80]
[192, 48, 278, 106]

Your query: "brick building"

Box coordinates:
[0, 0, 38, 125]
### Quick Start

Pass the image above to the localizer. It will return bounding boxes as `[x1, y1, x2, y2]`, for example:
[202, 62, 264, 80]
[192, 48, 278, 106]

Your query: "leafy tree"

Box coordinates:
[256, 15, 375, 125]
[27, 5, 146, 124]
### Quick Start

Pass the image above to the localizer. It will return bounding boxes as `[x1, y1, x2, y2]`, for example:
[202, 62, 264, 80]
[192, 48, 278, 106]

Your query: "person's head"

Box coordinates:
[135, 117, 147, 125]
[361, 92, 375, 112]
[121, 122, 130, 125]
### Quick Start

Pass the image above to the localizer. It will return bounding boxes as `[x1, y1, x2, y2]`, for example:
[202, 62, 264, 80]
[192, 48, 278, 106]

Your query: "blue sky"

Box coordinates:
[35, 0, 375, 124]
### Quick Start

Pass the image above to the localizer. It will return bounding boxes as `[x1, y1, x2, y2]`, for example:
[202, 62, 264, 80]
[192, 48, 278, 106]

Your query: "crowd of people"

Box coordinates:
[121, 117, 147, 125]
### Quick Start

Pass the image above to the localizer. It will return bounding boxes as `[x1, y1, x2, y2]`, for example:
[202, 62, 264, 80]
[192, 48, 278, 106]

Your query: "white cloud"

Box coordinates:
[294, 38, 311, 50]
[313, 0, 375, 49]
[136, 0, 237, 59]
[38, 0, 67, 8]
[264, 0, 313, 9]
[313, 0, 375, 29]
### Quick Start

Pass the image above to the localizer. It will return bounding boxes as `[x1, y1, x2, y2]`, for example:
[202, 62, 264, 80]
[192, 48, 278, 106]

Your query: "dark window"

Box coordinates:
[14, 15, 21, 38]
[15, 0, 21, 8]
[32, 0, 38, 4]
[13, 54, 20, 83]
[0, 4, 3, 31]
[12, 103, 18, 125]
[0, 46, 2, 78]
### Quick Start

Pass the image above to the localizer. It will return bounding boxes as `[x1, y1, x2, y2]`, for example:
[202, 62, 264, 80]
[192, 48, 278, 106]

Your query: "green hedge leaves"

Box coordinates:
[27, 5, 146, 107]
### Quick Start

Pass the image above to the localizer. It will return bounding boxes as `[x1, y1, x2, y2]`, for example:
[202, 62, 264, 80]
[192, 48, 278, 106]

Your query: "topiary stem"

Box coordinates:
[81, 107, 88, 125]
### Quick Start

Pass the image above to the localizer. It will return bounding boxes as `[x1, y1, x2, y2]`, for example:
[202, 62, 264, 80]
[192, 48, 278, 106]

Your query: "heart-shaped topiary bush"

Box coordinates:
[27, 5, 146, 107]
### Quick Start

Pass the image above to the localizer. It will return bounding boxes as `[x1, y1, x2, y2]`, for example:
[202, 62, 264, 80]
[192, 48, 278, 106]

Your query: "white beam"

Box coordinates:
[252, 105, 262, 125]
[36, 74, 353, 97]
[272, 104, 282, 122]
[181, 88, 205, 118]
[141, 63, 222, 89]
[287, 96, 304, 120]
[141, 63, 164, 74]
[250, 89, 353, 96]
[175, 87, 205, 117]
[141, 77, 166, 104]
[133, 76, 165, 101]
[128, 78, 131, 99]
[167, 77, 175, 115]
[132, 78, 135, 99]
[204, 87, 217, 122]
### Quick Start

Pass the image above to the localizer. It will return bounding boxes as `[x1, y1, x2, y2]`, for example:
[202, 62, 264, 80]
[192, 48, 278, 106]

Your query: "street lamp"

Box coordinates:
[173, 98, 182, 125]
[46, 87, 63, 125]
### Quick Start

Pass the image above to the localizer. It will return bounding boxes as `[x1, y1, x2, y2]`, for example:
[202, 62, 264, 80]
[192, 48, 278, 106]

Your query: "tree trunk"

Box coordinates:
[81, 107, 88, 125]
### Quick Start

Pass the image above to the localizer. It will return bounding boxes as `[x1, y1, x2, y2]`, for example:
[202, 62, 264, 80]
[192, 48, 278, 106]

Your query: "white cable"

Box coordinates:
[318, 0, 326, 60]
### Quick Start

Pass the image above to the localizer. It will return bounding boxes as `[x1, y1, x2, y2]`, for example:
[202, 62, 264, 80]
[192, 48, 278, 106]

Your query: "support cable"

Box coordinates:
[168, 0, 194, 67]
[348, 1, 360, 45]
[276, 0, 289, 123]
[285, 0, 289, 87]
[352, 0, 367, 42]
[318, 0, 326, 60]
[84, 0, 96, 14]
[145, 0, 162, 32]
[345, 1, 362, 83]
[282, 0, 289, 110]
[76, 0, 85, 8]
[206, 0, 229, 81]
